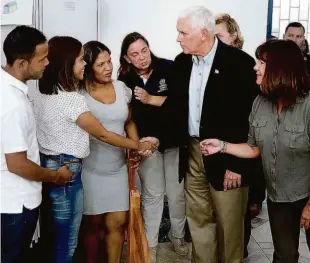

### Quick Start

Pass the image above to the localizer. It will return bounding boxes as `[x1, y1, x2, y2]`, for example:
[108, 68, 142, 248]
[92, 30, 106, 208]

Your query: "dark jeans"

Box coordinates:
[1, 206, 39, 263]
[40, 153, 83, 263]
[267, 197, 310, 263]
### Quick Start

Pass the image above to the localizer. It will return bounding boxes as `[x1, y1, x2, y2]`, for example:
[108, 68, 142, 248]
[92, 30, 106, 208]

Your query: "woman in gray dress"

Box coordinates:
[81, 41, 159, 263]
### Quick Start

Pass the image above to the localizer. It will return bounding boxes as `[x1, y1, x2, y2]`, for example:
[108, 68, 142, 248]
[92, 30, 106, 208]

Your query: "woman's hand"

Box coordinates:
[140, 137, 159, 149]
[134, 87, 150, 104]
[200, 139, 222, 156]
[138, 141, 153, 155]
[300, 202, 310, 230]
[138, 137, 159, 157]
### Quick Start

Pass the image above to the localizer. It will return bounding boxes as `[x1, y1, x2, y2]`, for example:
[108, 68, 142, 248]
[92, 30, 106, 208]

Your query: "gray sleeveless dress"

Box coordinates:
[82, 80, 132, 215]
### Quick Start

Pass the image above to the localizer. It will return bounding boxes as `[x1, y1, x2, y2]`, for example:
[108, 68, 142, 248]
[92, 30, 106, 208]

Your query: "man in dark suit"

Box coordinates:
[162, 6, 258, 263]
[283, 22, 310, 73]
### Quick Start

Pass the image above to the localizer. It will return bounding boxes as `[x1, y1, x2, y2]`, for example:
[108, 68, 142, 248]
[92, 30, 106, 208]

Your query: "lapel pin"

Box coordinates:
[215, 69, 219, 74]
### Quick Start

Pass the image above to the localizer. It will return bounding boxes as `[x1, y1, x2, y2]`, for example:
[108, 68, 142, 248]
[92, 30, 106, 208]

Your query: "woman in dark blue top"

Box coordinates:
[118, 32, 188, 262]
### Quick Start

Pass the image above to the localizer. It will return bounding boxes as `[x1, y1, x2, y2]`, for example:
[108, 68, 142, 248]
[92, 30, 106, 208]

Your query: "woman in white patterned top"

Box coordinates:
[32, 36, 155, 263]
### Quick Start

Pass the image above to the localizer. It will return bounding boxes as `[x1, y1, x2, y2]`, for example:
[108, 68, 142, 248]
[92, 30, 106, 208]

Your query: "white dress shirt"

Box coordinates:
[188, 38, 218, 137]
[0, 68, 42, 214]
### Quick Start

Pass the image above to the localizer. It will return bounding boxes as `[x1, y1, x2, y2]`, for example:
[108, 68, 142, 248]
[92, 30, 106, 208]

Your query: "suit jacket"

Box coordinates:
[305, 54, 310, 74]
[163, 40, 259, 191]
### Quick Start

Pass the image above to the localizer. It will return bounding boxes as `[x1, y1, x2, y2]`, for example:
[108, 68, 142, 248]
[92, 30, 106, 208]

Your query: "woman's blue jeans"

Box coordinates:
[40, 153, 83, 263]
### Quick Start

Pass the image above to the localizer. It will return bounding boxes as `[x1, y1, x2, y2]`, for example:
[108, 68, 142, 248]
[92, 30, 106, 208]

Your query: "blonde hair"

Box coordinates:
[215, 14, 244, 49]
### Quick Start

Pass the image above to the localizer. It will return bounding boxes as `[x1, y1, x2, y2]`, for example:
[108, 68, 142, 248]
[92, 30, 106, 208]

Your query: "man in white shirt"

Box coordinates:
[163, 6, 258, 263]
[1, 25, 73, 263]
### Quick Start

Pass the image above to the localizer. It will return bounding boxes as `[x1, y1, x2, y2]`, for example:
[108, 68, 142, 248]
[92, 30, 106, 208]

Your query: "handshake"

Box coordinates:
[137, 136, 159, 157]
[129, 137, 159, 168]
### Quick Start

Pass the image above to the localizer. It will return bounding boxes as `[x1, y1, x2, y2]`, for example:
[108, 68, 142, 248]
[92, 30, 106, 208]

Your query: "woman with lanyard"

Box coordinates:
[118, 32, 188, 263]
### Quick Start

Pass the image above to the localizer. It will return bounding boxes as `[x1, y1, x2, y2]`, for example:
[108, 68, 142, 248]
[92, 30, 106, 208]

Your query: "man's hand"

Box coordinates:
[300, 202, 310, 230]
[134, 87, 150, 104]
[138, 137, 159, 157]
[223, 170, 241, 191]
[53, 165, 73, 185]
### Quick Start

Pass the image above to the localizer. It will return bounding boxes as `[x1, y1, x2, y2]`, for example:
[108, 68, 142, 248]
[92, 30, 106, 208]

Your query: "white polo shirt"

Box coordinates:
[0, 68, 42, 214]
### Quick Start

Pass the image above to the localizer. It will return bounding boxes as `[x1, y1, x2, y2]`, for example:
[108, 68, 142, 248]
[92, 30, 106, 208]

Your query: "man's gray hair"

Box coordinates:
[179, 6, 215, 35]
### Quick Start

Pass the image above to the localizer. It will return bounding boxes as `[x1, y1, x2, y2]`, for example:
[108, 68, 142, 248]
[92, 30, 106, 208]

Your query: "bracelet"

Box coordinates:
[220, 141, 227, 153]
[219, 141, 224, 152]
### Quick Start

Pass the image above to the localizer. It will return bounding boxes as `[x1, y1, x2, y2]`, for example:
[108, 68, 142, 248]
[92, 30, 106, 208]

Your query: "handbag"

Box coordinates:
[127, 150, 151, 263]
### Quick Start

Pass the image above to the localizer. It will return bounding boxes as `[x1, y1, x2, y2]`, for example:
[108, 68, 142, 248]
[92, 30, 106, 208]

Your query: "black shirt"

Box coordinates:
[118, 58, 179, 152]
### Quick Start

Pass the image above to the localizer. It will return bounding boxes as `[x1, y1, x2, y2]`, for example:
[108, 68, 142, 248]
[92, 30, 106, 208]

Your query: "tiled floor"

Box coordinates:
[122, 203, 310, 262]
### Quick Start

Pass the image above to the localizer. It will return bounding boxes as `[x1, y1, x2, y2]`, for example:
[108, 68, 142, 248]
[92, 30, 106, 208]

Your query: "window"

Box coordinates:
[269, 0, 310, 40]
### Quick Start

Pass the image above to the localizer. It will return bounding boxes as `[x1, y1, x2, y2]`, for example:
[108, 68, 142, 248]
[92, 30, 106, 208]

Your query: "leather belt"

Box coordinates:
[190, 136, 200, 142]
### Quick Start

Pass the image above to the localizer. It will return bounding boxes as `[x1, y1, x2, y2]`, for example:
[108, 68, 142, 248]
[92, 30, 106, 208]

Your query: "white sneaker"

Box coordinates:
[150, 246, 158, 263]
[168, 232, 189, 256]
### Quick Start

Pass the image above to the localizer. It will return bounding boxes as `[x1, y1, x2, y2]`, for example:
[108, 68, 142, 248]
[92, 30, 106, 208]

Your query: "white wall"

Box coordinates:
[99, 0, 269, 76]
[42, 0, 98, 43]
[1, 0, 99, 97]
[1, 0, 40, 92]
[1, 0, 269, 75]
[1, 0, 99, 66]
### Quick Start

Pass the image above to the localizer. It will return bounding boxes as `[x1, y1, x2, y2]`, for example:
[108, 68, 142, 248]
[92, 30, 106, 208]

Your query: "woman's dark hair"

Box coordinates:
[39, 36, 82, 94]
[82, 41, 111, 86]
[255, 39, 310, 107]
[3, 25, 46, 65]
[118, 32, 159, 76]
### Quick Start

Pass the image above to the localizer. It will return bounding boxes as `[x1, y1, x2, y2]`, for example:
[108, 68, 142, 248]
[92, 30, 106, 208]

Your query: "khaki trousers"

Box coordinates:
[139, 148, 186, 248]
[185, 139, 248, 263]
